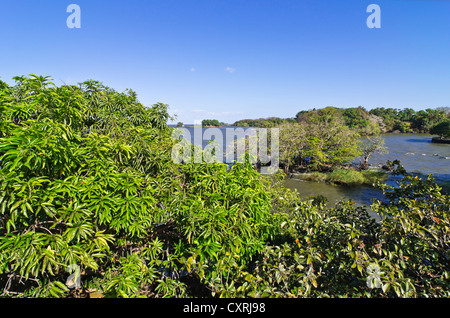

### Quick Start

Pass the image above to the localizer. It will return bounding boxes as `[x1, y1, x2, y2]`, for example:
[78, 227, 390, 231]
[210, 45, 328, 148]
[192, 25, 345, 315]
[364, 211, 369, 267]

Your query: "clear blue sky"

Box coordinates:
[1, 0, 449, 124]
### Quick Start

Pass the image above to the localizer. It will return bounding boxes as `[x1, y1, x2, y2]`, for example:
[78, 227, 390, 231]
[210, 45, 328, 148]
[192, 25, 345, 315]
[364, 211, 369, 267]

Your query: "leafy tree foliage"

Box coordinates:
[215, 162, 449, 298]
[305, 110, 361, 170]
[278, 122, 307, 173]
[279, 110, 361, 172]
[359, 135, 388, 169]
[342, 107, 369, 130]
[1, 75, 448, 298]
[296, 106, 380, 136]
[233, 117, 295, 128]
[201, 119, 226, 127]
[369, 107, 448, 133]
[430, 120, 450, 138]
[0, 75, 273, 297]
[0, 75, 176, 296]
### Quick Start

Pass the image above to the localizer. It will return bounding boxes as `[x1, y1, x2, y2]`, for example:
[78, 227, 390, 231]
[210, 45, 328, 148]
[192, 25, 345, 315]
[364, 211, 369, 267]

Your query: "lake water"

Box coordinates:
[286, 133, 450, 207]
[172, 126, 450, 207]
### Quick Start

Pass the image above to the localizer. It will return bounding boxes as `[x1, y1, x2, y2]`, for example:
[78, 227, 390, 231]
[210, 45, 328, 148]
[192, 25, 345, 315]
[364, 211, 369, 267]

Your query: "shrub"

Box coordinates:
[220, 163, 449, 298]
[0, 75, 274, 297]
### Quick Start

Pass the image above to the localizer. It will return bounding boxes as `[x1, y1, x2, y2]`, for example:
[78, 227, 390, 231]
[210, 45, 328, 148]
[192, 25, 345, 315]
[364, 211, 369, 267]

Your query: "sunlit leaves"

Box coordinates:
[1, 75, 448, 299]
[0, 75, 174, 297]
[370, 163, 450, 297]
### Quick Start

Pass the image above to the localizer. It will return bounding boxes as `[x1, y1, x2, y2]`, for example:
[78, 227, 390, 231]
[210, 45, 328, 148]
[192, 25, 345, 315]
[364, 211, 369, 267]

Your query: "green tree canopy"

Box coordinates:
[202, 119, 226, 127]
[430, 120, 450, 138]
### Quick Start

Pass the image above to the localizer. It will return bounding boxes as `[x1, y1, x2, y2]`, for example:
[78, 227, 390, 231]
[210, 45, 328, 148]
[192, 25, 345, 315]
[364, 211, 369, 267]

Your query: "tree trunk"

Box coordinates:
[362, 155, 370, 170]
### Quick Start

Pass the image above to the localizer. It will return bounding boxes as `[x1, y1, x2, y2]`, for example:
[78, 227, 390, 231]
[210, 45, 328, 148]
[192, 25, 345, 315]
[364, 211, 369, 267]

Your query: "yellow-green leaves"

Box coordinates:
[0, 75, 177, 297]
[1, 75, 448, 298]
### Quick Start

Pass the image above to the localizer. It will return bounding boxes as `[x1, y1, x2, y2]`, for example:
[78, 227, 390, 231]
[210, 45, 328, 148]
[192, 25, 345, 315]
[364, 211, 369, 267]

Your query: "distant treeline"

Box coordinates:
[368, 107, 449, 134]
[232, 117, 296, 128]
[2, 75, 449, 298]
[228, 106, 449, 174]
[230, 106, 450, 136]
[201, 119, 228, 127]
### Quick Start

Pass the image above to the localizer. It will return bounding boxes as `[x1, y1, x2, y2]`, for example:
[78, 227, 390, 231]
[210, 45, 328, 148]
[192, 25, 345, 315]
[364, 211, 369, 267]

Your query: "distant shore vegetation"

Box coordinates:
[203, 106, 449, 179]
[231, 106, 449, 135]
[181, 106, 448, 185]
[201, 119, 227, 127]
[225, 106, 449, 184]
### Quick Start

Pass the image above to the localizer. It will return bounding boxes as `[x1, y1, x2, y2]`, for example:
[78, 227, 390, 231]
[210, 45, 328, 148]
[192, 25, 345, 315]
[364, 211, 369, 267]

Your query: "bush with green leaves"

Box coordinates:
[219, 161, 449, 298]
[280, 109, 362, 172]
[0, 75, 275, 297]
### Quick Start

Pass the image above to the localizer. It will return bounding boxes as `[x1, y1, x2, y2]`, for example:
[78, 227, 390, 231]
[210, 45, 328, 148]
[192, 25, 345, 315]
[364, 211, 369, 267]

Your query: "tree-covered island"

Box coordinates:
[230, 106, 449, 186]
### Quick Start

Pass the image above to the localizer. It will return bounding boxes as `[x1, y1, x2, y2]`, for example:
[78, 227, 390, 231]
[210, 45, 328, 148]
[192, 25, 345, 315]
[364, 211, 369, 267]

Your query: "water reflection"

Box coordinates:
[404, 138, 432, 143]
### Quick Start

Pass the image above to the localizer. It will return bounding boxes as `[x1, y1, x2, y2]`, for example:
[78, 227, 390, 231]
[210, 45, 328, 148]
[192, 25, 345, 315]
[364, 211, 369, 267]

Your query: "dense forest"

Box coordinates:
[0, 75, 448, 298]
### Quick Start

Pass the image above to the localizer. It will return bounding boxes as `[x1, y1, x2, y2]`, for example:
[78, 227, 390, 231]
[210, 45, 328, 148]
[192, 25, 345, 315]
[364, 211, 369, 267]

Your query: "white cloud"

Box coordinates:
[190, 67, 196, 72]
[225, 67, 236, 73]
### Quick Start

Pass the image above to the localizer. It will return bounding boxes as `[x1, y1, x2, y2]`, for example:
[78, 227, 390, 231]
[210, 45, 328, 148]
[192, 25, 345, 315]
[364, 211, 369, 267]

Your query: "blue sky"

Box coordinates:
[0, 0, 449, 124]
